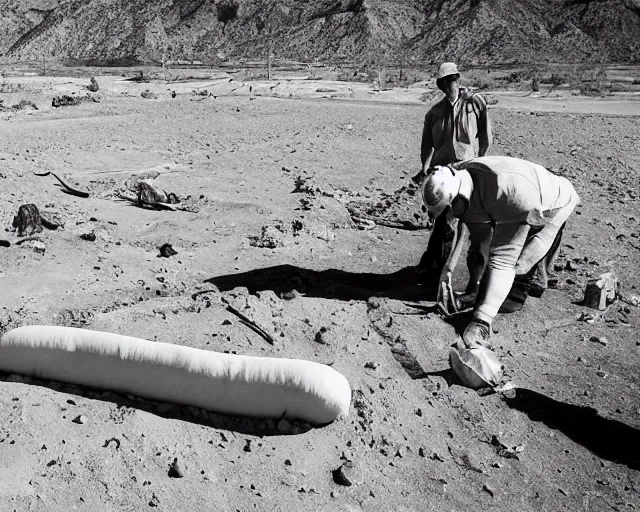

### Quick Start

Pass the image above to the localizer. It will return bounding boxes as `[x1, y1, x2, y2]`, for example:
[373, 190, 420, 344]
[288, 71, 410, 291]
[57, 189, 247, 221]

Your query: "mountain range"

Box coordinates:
[1, 0, 639, 66]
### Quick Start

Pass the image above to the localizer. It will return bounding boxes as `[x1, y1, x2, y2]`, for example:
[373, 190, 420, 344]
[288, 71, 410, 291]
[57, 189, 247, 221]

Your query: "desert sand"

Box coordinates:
[0, 75, 639, 511]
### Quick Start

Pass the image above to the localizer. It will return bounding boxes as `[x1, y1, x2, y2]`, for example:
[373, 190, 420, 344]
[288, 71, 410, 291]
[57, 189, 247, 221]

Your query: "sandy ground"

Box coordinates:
[1, 76, 640, 511]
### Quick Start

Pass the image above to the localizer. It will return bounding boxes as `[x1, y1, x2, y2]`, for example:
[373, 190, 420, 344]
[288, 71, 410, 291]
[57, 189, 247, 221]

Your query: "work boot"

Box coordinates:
[461, 319, 491, 349]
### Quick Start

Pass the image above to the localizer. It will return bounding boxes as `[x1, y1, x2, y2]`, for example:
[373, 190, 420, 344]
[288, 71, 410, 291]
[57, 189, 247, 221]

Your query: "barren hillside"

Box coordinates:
[0, 0, 639, 65]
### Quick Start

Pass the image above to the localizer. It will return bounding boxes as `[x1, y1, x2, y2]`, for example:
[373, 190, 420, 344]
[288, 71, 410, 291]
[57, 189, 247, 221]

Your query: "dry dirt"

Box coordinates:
[0, 76, 639, 511]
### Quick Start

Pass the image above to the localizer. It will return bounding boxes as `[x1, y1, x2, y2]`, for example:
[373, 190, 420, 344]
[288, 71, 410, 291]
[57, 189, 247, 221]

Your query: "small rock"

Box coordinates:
[148, 493, 160, 507]
[243, 440, 252, 452]
[418, 447, 425, 457]
[31, 241, 46, 255]
[364, 362, 379, 370]
[281, 290, 299, 300]
[168, 458, 183, 478]
[565, 261, 577, 271]
[159, 243, 177, 258]
[277, 418, 292, 434]
[415, 408, 422, 417]
[589, 335, 608, 346]
[72, 415, 87, 424]
[483, 484, 495, 497]
[80, 232, 96, 242]
[332, 462, 362, 486]
[314, 327, 328, 344]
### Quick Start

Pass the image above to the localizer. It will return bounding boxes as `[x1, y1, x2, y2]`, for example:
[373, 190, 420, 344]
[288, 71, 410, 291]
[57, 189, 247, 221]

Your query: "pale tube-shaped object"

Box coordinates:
[0, 326, 351, 424]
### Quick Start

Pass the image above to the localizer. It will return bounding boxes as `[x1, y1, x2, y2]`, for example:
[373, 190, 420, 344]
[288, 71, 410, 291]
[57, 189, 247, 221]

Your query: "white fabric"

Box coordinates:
[449, 346, 503, 389]
[421, 165, 460, 218]
[0, 326, 352, 424]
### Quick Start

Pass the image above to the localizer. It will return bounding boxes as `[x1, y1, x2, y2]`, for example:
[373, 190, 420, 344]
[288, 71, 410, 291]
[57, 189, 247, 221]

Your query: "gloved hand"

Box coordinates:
[461, 319, 491, 349]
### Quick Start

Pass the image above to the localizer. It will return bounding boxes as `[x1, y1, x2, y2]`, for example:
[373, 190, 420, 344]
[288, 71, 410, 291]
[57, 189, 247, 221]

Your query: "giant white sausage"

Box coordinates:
[0, 326, 351, 424]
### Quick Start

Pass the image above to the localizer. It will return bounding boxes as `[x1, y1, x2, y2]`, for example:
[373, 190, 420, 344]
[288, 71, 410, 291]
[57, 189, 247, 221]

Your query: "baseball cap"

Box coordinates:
[421, 166, 460, 218]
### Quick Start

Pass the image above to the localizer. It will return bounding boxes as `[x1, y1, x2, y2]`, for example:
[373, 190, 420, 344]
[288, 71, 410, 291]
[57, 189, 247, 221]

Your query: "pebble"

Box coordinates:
[168, 458, 184, 478]
[332, 462, 363, 486]
[148, 493, 160, 507]
[589, 336, 608, 346]
[482, 484, 495, 497]
[72, 415, 87, 424]
[364, 362, 379, 370]
[243, 440, 252, 452]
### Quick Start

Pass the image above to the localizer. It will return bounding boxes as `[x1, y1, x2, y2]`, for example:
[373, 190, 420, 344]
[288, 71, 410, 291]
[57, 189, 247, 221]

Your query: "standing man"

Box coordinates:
[414, 62, 493, 300]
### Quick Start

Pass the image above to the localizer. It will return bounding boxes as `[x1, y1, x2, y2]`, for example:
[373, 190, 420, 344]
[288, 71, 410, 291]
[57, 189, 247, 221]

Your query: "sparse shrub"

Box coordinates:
[12, 100, 38, 111]
[216, 0, 239, 25]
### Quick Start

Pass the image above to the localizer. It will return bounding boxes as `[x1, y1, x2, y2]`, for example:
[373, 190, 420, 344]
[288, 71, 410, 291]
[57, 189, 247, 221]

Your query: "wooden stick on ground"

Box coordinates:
[116, 194, 179, 211]
[224, 304, 275, 346]
[34, 172, 90, 198]
[350, 213, 426, 231]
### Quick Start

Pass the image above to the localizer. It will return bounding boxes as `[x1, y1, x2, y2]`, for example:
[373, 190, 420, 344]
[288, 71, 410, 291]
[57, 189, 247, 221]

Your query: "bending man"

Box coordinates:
[421, 156, 580, 347]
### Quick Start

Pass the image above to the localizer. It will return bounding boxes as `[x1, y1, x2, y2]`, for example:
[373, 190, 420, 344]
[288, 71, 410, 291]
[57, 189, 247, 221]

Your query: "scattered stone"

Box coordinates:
[584, 273, 618, 310]
[565, 261, 577, 271]
[430, 452, 444, 462]
[364, 362, 379, 370]
[277, 418, 292, 434]
[80, 232, 96, 242]
[315, 327, 329, 344]
[281, 290, 299, 300]
[168, 458, 184, 478]
[332, 462, 362, 486]
[72, 415, 87, 424]
[141, 90, 158, 100]
[149, 493, 160, 507]
[415, 408, 422, 417]
[159, 243, 178, 258]
[30, 241, 46, 255]
[249, 225, 286, 249]
[589, 335, 608, 346]
[483, 484, 495, 497]
[418, 447, 425, 457]
[243, 440, 252, 452]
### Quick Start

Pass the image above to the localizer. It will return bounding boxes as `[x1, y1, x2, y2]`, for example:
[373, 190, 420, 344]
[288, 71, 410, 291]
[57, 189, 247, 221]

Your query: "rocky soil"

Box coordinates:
[0, 76, 639, 511]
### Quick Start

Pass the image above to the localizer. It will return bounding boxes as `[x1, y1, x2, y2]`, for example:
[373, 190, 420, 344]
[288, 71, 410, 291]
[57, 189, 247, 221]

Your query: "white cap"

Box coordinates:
[421, 166, 460, 218]
[437, 62, 460, 80]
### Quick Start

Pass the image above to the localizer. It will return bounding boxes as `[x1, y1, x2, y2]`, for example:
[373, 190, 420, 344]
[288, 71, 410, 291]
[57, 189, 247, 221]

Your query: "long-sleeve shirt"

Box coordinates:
[452, 156, 579, 227]
[451, 156, 580, 324]
[421, 90, 493, 168]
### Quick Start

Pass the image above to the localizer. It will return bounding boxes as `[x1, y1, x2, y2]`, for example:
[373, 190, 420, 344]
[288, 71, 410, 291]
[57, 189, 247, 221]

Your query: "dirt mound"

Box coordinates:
[0, 0, 639, 65]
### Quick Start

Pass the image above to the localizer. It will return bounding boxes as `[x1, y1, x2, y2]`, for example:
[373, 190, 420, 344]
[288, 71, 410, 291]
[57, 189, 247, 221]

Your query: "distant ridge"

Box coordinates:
[0, 0, 639, 65]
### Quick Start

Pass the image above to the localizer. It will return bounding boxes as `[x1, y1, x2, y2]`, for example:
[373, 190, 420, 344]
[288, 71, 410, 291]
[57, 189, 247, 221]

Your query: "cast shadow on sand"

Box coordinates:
[0, 372, 314, 437]
[504, 388, 640, 470]
[205, 264, 438, 302]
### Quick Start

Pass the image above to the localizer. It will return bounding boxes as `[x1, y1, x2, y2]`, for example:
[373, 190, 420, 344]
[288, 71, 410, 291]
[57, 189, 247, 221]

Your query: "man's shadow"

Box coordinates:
[504, 388, 640, 470]
[205, 264, 438, 302]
